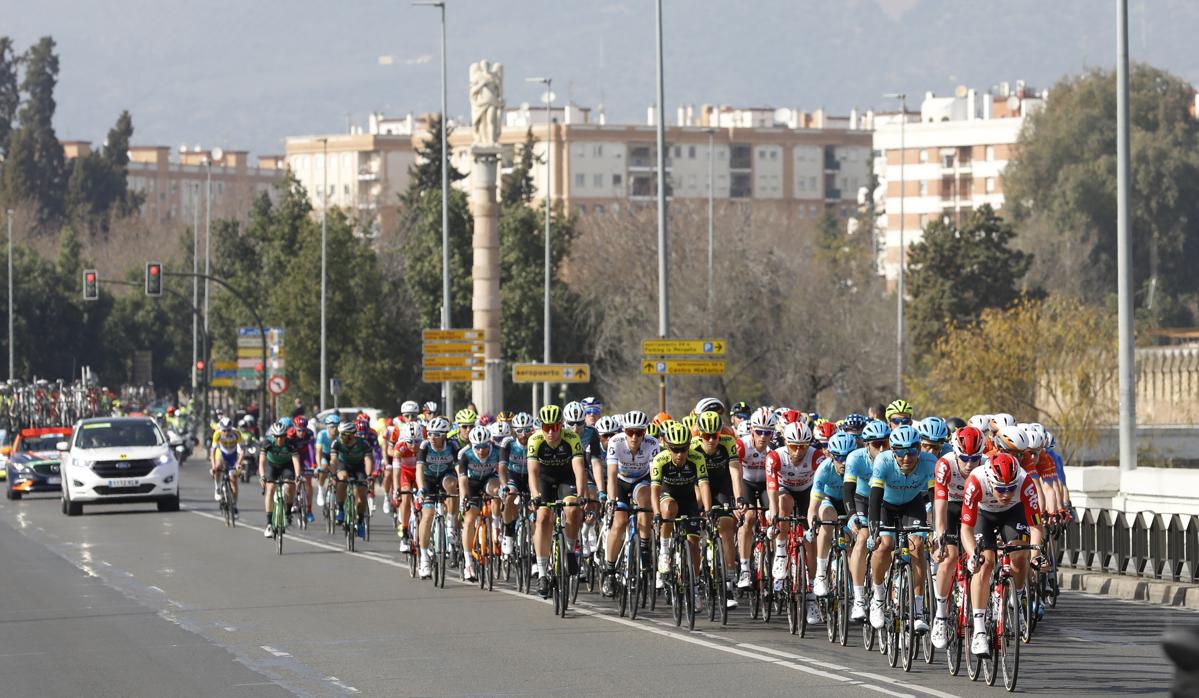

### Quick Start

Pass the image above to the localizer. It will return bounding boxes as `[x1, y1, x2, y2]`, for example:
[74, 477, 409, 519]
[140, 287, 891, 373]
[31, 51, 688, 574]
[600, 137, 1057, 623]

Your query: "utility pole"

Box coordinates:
[6, 209, 12, 380]
[884, 92, 907, 395]
[1116, 0, 1137, 471]
[654, 0, 669, 413]
[527, 76, 554, 407]
[319, 137, 328, 412]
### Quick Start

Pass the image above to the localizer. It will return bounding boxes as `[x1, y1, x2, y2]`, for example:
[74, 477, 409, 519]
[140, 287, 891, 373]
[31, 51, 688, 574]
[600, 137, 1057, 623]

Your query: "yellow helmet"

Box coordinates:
[661, 420, 691, 447]
[697, 410, 723, 434]
[539, 404, 562, 425]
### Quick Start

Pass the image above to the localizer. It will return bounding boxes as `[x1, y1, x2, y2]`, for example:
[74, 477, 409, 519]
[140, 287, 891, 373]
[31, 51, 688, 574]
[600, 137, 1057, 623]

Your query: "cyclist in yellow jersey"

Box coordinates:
[526, 404, 587, 598]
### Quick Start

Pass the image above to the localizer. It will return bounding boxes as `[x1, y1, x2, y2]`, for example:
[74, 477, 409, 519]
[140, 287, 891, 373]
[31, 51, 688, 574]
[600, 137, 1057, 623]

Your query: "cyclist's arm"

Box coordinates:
[572, 454, 587, 498]
[364, 453, 375, 478]
[527, 455, 542, 500]
[455, 451, 470, 503]
[291, 451, 301, 472]
[257, 449, 266, 481]
[868, 485, 884, 526]
[698, 478, 713, 512]
[765, 451, 781, 519]
[960, 479, 981, 561]
[728, 457, 744, 502]
[806, 489, 821, 527]
[649, 459, 663, 516]
[591, 456, 606, 497]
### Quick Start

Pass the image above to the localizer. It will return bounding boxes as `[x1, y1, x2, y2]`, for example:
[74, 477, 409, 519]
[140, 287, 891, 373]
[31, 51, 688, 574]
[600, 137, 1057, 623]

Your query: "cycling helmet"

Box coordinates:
[218, 416, 233, 430]
[694, 397, 725, 416]
[682, 413, 698, 432]
[990, 413, 1016, 433]
[511, 412, 534, 430]
[400, 422, 424, 443]
[827, 432, 857, 458]
[1023, 425, 1045, 451]
[496, 410, 514, 423]
[996, 425, 1029, 452]
[646, 421, 661, 438]
[968, 414, 991, 433]
[885, 399, 913, 420]
[563, 401, 587, 425]
[468, 424, 490, 447]
[489, 420, 511, 441]
[842, 413, 868, 433]
[814, 421, 837, 444]
[652, 411, 673, 425]
[780, 409, 804, 425]
[916, 416, 949, 444]
[945, 416, 966, 432]
[623, 410, 650, 431]
[731, 401, 751, 418]
[696, 410, 723, 434]
[595, 416, 620, 436]
[277, 416, 294, 429]
[478, 414, 493, 427]
[455, 408, 478, 426]
[861, 419, 891, 442]
[355, 416, 370, 433]
[422, 401, 438, 413]
[987, 452, 1020, 489]
[661, 420, 691, 447]
[166, 406, 177, 415]
[581, 396, 603, 415]
[1044, 430, 1057, 450]
[323, 413, 340, 426]
[241, 414, 255, 425]
[539, 404, 562, 425]
[953, 426, 985, 458]
[889, 424, 920, 450]
[294, 416, 308, 431]
[426, 416, 450, 435]
[783, 421, 813, 445]
[400, 400, 420, 416]
[749, 406, 778, 431]
[268, 423, 287, 438]
[338, 421, 357, 435]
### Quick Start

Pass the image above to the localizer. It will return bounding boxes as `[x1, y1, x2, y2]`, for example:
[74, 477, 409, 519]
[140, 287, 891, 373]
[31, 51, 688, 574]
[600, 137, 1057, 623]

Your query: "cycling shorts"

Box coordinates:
[614, 475, 650, 507]
[854, 494, 869, 517]
[817, 497, 849, 518]
[942, 501, 963, 543]
[537, 467, 578, 502]
[464, 476, 500, 510]
[708, 470, 735, 508]
[658, 485, 702, 535]
[338, 460, 368, 478]
[507, 471, 530, 495]
[263, 463, 296, 483]
[742, 479, 769, 508]
[399, 466, 417, 493]
[776, 485, 812, 517]
[879, 498, 928, 537]
[975, 506, 1031, 552]
[216, 450, 239, 469]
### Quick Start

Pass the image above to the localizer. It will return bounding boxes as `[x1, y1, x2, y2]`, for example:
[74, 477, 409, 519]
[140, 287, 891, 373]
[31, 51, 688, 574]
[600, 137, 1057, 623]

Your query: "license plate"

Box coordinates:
[107, 479, 139, 488]
[47, 477, 61, 485]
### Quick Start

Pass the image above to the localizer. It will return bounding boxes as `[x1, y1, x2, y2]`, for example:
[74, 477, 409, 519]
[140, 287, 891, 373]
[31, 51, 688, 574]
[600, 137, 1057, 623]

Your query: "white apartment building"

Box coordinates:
[873, 82, 1046, 281]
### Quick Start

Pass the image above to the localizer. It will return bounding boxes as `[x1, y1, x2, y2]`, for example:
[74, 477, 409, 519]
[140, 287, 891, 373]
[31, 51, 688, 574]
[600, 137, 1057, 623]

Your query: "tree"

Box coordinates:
[7, 37, 67, 221]
[0, 37, 18, 160]
[907, 295, 1116, 465]
[905, 205, 1033, 357]
[1004, 65, 1199, 325]
[402, 114, 465, 205]
[501, 128, 538, 206]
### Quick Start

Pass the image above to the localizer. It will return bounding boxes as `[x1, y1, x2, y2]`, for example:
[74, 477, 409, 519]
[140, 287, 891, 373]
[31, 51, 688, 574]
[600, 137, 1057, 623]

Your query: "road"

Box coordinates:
[0, 463, 1186, 697]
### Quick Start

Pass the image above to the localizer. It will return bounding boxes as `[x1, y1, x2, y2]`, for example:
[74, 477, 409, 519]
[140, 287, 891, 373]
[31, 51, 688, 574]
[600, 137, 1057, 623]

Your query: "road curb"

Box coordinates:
[1060, 568, 1199, 610]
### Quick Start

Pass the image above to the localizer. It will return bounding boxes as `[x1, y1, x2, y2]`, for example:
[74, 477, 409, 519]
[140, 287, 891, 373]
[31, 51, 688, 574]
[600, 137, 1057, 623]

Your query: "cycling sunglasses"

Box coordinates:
[543, 423, 562, 433]
[752, 428, 774, 437]
[830, 453, 849, 462]
[889, 416, 912, 426]
[668, 445, 690, 454]
[566, 420, 585, 428]
[995, 483, 1019, 495]
[514, 427, 533, 435]
[624, 428, 645, 437]
[893, 447, 918, 457]
[700, 432, 720, 441]
[958, 453, 982, 463]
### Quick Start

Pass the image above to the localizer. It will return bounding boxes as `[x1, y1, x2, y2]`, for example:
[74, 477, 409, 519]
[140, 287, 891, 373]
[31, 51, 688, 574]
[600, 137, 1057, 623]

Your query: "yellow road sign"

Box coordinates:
[422, 342, 485, 355]
[423, 328, 485, 342]
[213, 361, 237, 371]
[641, 338, 727, 356]
[421, 355, 484, 368]
[422, 370, 484, 383]
[210, 377, 234, 388]
[641, 359, 727, 376]
[511, 363, 591, 383]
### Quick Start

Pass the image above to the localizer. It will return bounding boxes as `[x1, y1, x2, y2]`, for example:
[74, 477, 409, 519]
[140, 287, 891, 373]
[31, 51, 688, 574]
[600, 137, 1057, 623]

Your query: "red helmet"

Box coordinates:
[286, 426, 298, 440]
[355, 416, 370, 433]
[953, 426, 985, 458]
[166, 406, 176, 415]
[814, 421, 837, 443]
[782, 409, 804, 425]
[987, 452, 1020, 489]
[294, 416, 308, 430]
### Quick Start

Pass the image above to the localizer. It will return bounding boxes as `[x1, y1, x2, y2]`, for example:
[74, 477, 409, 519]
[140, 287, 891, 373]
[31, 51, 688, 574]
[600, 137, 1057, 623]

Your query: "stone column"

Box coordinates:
[470, 145, 503, 415]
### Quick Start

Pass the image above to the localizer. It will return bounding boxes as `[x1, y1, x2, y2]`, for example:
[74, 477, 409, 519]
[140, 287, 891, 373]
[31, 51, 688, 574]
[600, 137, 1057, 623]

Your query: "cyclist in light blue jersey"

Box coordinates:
[841, 418, 890, 622]
[501, 412, 534, 556]
[806, 431, 857, 598]
[314, 414, 339, 509]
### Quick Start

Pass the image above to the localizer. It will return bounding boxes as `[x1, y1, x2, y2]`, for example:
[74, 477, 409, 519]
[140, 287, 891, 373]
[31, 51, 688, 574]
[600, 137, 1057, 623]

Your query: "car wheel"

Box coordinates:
[63, 488, 82, 516]
[6, 488, 20, 500]
[157, 495, 180, 513]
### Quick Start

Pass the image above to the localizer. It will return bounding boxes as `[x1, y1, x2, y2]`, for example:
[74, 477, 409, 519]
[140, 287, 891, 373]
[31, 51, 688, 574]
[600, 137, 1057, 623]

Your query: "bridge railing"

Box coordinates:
[1060, 507, 1198, 584]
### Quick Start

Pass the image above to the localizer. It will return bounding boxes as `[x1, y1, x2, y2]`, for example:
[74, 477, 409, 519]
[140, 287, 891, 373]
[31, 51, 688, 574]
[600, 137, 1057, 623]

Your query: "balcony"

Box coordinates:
[357, 168, 379, 181]
[729, 144, 752, 170]
[824, 188, 842, 201]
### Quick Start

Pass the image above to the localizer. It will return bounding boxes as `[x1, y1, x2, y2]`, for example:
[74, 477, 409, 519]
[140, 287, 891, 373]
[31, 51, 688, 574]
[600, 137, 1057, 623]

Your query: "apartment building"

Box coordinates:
[120, 145, 282, 225]
[872, 82, 1046, 281]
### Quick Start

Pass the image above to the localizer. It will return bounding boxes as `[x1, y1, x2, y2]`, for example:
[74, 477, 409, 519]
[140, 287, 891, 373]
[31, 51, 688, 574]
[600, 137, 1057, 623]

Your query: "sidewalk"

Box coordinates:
[1060, 567, 1199, 610]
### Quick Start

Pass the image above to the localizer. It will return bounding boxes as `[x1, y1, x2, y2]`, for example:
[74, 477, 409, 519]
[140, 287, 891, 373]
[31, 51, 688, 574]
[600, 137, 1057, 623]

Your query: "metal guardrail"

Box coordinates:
[1061, 507, 1199, 584]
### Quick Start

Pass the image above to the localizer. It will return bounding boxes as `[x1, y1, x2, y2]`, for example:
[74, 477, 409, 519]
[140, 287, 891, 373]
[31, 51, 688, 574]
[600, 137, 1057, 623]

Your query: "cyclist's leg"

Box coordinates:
[658, 492, 679, 571]
[904, 500, 929, 619]
[775, 490, 794, 559]
[355, 467, 369, 511]
[871, 503, 898, 587]
[605, 478, 633, 567]
[936, 502, 962, 614]
[814, 500, 838, 577]
[795, 488, 816, 586]
[462, 478, 482, 556]
[441, 474, 459, 533]
[335, 466, 349, 516]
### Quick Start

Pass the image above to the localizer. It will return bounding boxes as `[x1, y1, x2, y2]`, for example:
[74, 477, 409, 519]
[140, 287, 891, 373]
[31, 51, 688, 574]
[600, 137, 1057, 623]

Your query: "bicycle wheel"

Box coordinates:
[922, 561, 935, 664]
[436, 518, 448, 589]
[837, 550, 850, 646]
[982, 593, 997, 686]
[701, 537, 716, 623]
[628, 543, 642, 620]
[713, 535, 729, 625]
[900, 564, 917, 672]
[345, 497, 357, 552]
[683, 543, 696, 631]
[408, 528, 418, 579]
[796, 547, 808, 639]
[649, 530, 660, 612]
[826, 549, 838, 644]
[1023, 577, 1036, 643]
[749, 544, 762, 620]
[786, 569, 798, 635]
[947, 575, 962, 676]
[1000, 581, 1021, 691]
[274, 494, 285, 556]
[885, 567, 899, 668]
[671, 542, 684, 627]
[617, 546, 630, 617]
[760, 543, 774, 623]
[325, 489, 335, 534]
[557, 530, 571, 618]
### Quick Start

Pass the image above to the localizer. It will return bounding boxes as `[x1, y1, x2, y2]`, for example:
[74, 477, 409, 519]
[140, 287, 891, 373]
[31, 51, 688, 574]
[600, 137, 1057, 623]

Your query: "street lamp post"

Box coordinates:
[706, 127, 715, 336]
[319, 137, 328, 411]
[527, 76, 553, 407]
[414, 0, 452, 417]
[192, 187, 199, 392]
[654, 0, 669, 413]
[203, 158, 212, 340]
[1116, 0, 1136, 471]
[884, 92, 906, 395]
[5, 208, 12, 380]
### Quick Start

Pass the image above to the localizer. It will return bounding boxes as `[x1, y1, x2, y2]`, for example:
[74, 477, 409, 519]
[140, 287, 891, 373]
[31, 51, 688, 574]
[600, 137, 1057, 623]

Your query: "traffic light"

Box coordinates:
[83, 269, 99, 301]
[195, 359, 206, 372]
[145, 261, 162, 296]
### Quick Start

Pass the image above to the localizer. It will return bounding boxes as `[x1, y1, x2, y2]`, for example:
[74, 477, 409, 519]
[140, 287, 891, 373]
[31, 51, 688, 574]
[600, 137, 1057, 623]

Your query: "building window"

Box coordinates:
[919, 150, 928, 163]
[986, 145, 995, 161]
[918, 213, 928, 228]
[688, 145, 696, 159]
[918, 181, 928, 197]
[612, 173, 622, 187]
[575, 146, 586, 159]
[593, 144, 603, 157]
[577, 204, 587, 214]
[575, 173, 585, 188]
[986, 177, 996, 193]
[593, 174, 604, 188]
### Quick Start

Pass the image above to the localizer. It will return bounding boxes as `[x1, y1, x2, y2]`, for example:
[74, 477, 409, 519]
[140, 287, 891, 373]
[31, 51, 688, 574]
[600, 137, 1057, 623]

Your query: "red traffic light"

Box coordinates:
[149, 266, 160, 276]
[82, 268, 99, 301]
[85, 272, 96, 283]
[195, 360, 206, 371]
[145, 261, 163, 296]
[255, 362, 263, 373]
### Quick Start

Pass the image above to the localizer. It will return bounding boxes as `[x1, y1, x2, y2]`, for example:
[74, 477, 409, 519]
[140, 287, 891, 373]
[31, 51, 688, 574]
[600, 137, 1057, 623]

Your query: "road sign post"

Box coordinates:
[511, 363, 590, 383]
[641, 339, 726, 356]
[640, 359, 727, 376]
[641, 339, 727, 408]
[422, 329, 486, 385]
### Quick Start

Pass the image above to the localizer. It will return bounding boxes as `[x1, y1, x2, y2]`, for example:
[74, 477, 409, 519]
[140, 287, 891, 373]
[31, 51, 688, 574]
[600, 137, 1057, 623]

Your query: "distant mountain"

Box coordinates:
[7, 0, 1198, 156]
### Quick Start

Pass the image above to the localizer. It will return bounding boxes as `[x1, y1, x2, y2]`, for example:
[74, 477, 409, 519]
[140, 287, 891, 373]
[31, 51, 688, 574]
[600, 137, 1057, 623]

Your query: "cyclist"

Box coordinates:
[239, 414, 258, 441]
[961, 452, 1045, 657]
[292, 416, 316, 524]
[736, 407, 776, 589]
[527, 404, 588, 598]
[210, 418, 243, 516]
[601, 410, 659, 597]
[581, 396, 603, 427]
[420, 401, 437, 424]
[691, 409, 742, 607]
[565, 401, 603, 558]
[450, 407, 477, 445]
[729, 401, 751, 430]
[258, 422, 301, 537]
[314, 414, 339, 509]
[416, 416, 460, 579]
[917, 416, 952, 458]
[332, 420, 375, 539]
[500, 412, 534, 556]
[867, 424, 935, 633]
[767, 420, 821, 625]
[885, 398, 914, 428]
[842, 413, 868, 443]
[399, 400, 421, 423]
[651, 420, 714, 606]
[930, 425, 988, 649]
[354, 415, 382, 514]
[842, 418, 889, 621]
[394, 421, 423, 553]
[807, 431, 857, 599]
[458, 425, 507, 583]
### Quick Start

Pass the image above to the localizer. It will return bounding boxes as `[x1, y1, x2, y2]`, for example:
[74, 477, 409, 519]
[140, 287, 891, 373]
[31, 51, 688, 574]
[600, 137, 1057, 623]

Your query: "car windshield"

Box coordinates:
[74, 421, 164, 449]
[21, 434, 69, 452]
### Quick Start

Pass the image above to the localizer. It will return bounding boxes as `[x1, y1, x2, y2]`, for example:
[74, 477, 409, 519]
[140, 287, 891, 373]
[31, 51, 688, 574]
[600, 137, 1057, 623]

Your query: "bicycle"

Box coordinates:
[341, 473, 371, 552]
[702, 505, 733, 625]
[939, 533, 974, 678]
[293, 472, 310, 531]
[610, 503, 654, 620]
[508, 492, 535, 595]
[659, 514, 701, 630]
[217, 470, 236, 528]
[976, 539, 1041, 691]
[775, 513, 810, 637]
[472, 493, 503, 591]
[265, 476, 289, 555]
[814, 516, 850, 645]
[738, 505, 771, 621]
[877, 522, 932, 672]
[542, 499, 586, 617]
[396, 489, 419, 578]
[421, 491, 452, 589]
[321, 472, 338, 535]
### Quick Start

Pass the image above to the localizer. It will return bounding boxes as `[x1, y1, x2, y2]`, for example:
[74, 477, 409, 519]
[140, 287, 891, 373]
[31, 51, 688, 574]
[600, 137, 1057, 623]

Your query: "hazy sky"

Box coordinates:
[4, 0, 1197, 156]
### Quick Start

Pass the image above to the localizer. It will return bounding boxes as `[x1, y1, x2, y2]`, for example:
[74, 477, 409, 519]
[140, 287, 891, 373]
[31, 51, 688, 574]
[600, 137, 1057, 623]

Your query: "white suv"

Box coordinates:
[59, 417, 179, 516]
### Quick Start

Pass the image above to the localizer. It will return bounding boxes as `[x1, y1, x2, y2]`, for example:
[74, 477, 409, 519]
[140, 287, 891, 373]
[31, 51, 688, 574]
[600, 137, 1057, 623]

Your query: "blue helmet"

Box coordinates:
[842, 413, 868, 433]
[861, 419, 890, 442]
[916, 416, 950, 444]
[323, 413, 340, 426]
[277, 416, 294, 429]
[827, 431, 857, 458]
[889, 424, 920, 450]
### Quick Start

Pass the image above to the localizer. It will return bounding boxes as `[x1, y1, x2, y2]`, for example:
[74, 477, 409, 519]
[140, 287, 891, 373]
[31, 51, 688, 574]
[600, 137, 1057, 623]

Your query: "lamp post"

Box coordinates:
[654, 0, 669, 413]
[192, 186, 199, 391]
[884, 92, 906, 395]
[5, 208, 11, 380]
[319, 137, 328, 411]
[1116, 0, 1136, 471]
[414, 0, 452, 416]
[706, 127, 715, 336]
[527, 76, 553, 407]
[203, 157, 212, 339]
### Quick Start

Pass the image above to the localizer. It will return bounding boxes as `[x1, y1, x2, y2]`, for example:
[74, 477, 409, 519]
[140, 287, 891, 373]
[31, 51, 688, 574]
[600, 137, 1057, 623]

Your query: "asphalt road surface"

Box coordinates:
[0, 464, 1187, 697]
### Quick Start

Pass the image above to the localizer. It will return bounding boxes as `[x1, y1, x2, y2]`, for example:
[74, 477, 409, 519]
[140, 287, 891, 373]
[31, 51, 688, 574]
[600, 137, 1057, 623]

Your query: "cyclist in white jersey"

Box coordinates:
[601, 410, 659, 597]
[735, 407, 775, 588]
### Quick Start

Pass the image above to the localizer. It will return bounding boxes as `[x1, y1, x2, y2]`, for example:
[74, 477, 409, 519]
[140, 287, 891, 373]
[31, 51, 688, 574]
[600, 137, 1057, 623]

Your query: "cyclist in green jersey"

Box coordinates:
[258, 423, 302, 537]
[332, 421, 376, 538]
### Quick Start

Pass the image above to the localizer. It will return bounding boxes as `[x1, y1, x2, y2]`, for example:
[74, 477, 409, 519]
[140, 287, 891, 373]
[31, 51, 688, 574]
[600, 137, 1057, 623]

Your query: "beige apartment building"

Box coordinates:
[61, 141, 285, 225]
[872, 82, 1046, 281]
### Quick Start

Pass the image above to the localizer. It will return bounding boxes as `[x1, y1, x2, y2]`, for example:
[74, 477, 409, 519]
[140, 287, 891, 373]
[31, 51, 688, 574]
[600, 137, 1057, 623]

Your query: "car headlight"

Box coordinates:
[74, 460, 95, 471]
[157, 453, 173, 465]
[10, 462, 27, 473]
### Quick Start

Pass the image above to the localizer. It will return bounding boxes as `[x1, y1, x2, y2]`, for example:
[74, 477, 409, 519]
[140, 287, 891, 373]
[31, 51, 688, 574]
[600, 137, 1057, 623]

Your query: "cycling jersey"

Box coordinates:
[500, 436, 528, 474]
[417, 440, 457, 481]
[332, 437, 372, 472]
[765, 445, 816, 492]
[606, 432, 660, 483]
[316, 429, 335, 467]
[736, 437, 770, 484]
[214, 430, 242, 455]
[392, 441, 418, 470]
[869, 450, 936, 506]
[811, 457, 846, 502]
[291, 428, 315, 470]
[843, 446, 876, 498]
[457, 443, 501, 481]
[650, 448, 708, 488]
[261, 439, 296, 467]
[579, 425, 603, 464]
[526, 430, 583, 471]
[960, 469, 1039, 522]
[933, 453, 987, 503]
[690, 434, 738, 480]
[1026, 450, 1059, 482]
[1047, 448, 1066, 486]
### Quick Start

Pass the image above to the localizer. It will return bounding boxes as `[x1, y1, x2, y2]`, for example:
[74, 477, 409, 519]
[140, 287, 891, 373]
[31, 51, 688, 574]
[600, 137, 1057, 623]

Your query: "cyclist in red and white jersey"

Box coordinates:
[930, 425, 988, 649]
[766, 420, 821, 625]
[393, 421, 423, 553]
[735, 407, 775, 589]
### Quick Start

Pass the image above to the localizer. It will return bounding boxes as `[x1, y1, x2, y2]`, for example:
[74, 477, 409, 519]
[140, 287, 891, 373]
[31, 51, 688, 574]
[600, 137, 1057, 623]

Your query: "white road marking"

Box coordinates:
[260, 645, 290, 657]
[325, 675, 359, 694]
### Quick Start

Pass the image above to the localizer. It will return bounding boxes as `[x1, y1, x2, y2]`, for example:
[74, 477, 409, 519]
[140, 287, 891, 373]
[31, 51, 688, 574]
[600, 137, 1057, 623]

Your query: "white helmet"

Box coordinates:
[426, 417, 450, 435]
[400, 421, 424, 443]
[735, 421, 750, 438]
[595, 416, 620, 436]
[968, 414, 992, 433]
[1044, 429, 1057, 450]
[996, 424, 1030, 452]
[1022, 423, 1046, 450]
[488, 421, 511, 441]
[622, 410, 650, 431]
[511, 412, 534, 431]
[783, 421, 812, 445]
[694, 397, 725, 416]
[749, 406, 777, 431]
[468, 424, 491, 447]
[400, 400, 420, 416]
[990, 413, 1016, 433]
[563, 401, 587, 425]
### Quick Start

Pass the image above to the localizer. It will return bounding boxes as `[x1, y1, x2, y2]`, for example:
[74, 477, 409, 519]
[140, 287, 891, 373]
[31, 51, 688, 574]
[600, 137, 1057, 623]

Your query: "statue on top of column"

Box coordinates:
[469, 60, 504, 148]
